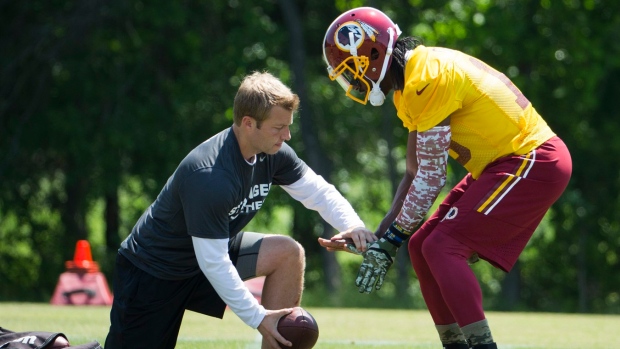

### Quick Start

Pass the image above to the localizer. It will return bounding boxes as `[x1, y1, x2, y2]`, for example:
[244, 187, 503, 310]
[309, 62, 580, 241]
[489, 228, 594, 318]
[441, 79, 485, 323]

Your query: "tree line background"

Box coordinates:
[1, 0, 619, 314]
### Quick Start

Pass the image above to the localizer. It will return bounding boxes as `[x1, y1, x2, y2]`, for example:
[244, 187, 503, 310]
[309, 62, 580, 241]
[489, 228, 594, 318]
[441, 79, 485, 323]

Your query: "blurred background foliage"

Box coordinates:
[1, 0, 619, 314]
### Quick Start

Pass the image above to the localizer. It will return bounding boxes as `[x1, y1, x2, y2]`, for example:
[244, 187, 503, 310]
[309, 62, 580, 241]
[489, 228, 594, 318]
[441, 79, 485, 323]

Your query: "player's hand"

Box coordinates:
[317, 226, 376, 254]
[257, 308, 293, 348]
[355, 238, 398, 294]
[355, 222, 412, 293]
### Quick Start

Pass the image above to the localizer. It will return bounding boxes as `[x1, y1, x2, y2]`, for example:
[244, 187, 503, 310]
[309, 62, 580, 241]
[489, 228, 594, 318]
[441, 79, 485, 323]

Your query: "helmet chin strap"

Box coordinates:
[368, 27, 397, 106]
[368, 85, 386, 106]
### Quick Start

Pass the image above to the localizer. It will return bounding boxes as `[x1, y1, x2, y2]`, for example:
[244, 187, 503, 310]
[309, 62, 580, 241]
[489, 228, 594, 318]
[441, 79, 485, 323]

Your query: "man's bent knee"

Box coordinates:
[256, 235, 305, 275]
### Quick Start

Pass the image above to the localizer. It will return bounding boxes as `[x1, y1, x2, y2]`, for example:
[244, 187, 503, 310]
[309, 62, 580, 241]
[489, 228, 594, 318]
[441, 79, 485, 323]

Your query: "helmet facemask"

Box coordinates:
[326, 54, 371, 105]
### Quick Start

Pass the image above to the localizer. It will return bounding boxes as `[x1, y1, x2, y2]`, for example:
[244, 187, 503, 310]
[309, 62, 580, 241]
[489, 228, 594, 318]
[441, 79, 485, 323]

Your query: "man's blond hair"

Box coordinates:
[233, 71, 300, 127]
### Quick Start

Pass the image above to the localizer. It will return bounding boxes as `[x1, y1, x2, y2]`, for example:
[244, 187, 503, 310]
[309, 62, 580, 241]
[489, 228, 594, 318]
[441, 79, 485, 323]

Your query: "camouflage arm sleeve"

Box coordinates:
[395, 126, 451, 232]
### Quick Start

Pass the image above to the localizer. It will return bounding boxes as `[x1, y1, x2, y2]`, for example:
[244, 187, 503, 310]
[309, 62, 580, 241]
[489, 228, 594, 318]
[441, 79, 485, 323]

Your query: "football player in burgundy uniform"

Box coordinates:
[319, 7, 571, 349]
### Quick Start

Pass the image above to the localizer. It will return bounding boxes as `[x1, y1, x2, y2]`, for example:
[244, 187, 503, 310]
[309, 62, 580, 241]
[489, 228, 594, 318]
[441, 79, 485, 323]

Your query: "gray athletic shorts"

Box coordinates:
[191, 231, 265, 315]
[230, 231, 263, 280]
[104, 232, 264, 349]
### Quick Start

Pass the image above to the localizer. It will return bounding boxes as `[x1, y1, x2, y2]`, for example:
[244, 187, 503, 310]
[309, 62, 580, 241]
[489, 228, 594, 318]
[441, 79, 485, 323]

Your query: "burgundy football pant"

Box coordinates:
[408, 136, 571, 326]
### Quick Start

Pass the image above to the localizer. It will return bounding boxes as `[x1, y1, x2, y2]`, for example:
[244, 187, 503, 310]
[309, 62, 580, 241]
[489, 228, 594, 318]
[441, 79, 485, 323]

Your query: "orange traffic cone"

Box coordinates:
[64, 240, 99, 272]
[50, 240, 113, 305]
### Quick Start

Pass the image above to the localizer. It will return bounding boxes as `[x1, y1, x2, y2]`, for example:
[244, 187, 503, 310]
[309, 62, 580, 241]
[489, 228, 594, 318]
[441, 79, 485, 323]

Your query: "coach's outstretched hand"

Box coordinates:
[356, 238, 398, 294]
[317, 226, 376, 253]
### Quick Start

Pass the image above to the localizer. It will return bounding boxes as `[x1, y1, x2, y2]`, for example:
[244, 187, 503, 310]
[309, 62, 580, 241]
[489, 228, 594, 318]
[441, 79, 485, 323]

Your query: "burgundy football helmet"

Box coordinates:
[323, 7, 401, 106]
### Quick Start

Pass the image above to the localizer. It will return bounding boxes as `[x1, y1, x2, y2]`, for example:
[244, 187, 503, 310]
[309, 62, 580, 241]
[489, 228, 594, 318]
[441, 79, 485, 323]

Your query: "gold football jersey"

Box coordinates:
[393, 45, 555, 178]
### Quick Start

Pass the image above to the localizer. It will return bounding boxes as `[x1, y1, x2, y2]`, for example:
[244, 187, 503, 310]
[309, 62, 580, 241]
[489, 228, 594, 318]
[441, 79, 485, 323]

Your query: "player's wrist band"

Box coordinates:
[383, 222, 413, 247]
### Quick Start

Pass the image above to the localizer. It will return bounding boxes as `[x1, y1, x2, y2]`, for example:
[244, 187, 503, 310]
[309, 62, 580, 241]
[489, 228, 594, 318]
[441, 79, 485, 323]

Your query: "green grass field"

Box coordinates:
[1, 303, 619, 348]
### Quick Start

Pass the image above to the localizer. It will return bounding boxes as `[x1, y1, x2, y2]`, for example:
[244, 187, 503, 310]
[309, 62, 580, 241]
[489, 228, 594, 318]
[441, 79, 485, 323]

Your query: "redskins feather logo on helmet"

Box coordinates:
[334, 20, 379, 53]
[334, 22, 365, 52]
[323, 7, 401, 106]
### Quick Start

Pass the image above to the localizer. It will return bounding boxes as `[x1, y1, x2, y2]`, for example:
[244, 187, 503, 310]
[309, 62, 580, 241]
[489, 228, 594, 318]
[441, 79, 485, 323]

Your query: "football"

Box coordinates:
[277, 307, 319, 349]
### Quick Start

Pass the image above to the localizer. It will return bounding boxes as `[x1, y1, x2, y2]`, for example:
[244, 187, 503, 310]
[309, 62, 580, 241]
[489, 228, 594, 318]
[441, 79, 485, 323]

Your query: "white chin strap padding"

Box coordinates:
[368, 87, 385, 106]
[367, 26, 397, 107]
